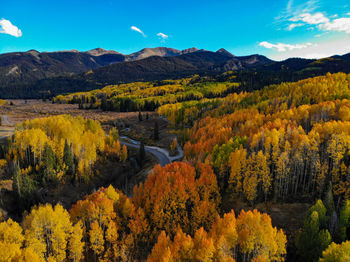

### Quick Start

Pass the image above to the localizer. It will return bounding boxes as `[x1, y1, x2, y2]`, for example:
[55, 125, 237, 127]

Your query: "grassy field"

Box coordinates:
[0, 99, 177, 149]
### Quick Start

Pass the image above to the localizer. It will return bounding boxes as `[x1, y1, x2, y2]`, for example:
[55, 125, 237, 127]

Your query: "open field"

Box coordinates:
[0, 100, 177, 149]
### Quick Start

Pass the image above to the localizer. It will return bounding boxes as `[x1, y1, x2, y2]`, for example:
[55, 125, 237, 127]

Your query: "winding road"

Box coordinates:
[2, 115, 12, 125]
[0, 115, 14, 141]
[0, 115, 183, 166]
[119, 136, 183, 166]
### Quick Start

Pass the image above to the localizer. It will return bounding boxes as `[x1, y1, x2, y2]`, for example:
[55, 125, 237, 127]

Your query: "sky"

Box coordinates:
[1, 0, 350, 60]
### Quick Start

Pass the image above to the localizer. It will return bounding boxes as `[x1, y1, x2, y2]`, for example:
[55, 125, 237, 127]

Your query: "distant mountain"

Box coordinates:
[5, 50, 273, 98]
[0, 49, 125, 87]
[216, 54, 273, 71]
[125, 47, 202, 61]
[0, 47, 202, 88]
[84, 51, 233, 84]
[85, 48, 121, 56]
[216, 48, 234, 58]
[1, 46, 350, 99]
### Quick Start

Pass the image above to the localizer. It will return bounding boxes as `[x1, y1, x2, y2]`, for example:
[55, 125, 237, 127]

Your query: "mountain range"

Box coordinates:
[1, 47, 350, 98]
[0, 47, 207, 87]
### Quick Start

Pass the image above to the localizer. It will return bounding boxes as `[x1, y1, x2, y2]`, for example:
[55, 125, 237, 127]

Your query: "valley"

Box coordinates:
[4, 0, 350, 259]
[0, 71, 348, 261]
[0, 44, 350, 262]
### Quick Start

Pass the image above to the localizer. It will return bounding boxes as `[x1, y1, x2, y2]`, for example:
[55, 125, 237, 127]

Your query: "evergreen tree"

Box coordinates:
[12, 163, 21, 197]
[63, 139, 74, 178]
[138, 110, 143, 122]
[12, 162, 37, 210]
[337, 200, 350, 242]
[41, 143, 56, 183]
[296, 200, 332, 261]
[101, 97, 107, 111]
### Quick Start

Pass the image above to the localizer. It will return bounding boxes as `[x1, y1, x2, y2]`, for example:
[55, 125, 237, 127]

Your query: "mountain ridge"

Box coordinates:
[1, 47, 350, 99]
[0, 46, 203, 87]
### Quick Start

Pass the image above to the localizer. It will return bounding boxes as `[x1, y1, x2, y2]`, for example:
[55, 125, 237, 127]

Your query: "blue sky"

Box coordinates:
[1, 0, 350, 60]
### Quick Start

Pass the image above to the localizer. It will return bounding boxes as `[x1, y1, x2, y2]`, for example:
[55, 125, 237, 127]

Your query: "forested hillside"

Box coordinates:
[160, 72, 350, 260]
[3, 115, 127, 210]
[2, 73, 350, 261]
[54, 77, 239, 111]
[3, 49, 350, 99]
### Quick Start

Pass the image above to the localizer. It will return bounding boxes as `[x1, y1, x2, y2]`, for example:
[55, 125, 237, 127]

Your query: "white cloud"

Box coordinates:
[259, 41, 313, 52]
[319, 17, 350, 33]
[157, 32, 168, 39]
[287, 23, 304, 30]
[290, 12, 329, 24]
[287, 12, 350, 34]
[156, 32, 168, 42]
[264, 36, 350, 60]
[347, 13, 350, 15]
[130, 26, 146, 37]
[0, 19, 22, 37]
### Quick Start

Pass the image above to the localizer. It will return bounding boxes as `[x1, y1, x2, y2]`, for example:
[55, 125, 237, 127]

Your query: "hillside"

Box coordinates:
[0, 50, 270, 98]
[2, 47, 350, 99]
[0, 47, 203, 89]
[3, 73, 350, 261]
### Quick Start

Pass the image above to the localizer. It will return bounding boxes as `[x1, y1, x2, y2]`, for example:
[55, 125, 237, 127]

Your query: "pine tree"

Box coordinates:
[337, 200, 350, 242]
[296, 201, 332, 262]
[63, 139, 74, 178]
[41, 143, 56, 183]
[12, 163, 21, 197]
[138, 110, 143, 122]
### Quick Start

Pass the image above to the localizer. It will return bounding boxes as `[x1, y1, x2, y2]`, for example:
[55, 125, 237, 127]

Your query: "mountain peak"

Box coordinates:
[181, 47, 200, 54]
[86, 48, 120, 56]
[216, 48, 234, 57]
[126, 47, 182, 61]
[26, 49, 40, 54]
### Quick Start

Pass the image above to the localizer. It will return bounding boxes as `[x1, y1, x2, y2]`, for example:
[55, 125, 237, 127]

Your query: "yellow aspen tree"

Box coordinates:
[0, 219, 25, 261]
[171, 229, 194, 260]
[243, 154, 259, 203]
[236, 209, 286, 261]
[210, 210, 238, 261]
[193, 227, 215, 261]
[121, 145, 128, 162]
[170, 138, 177, 153]
[256, 150, 271, 202]
[89, 221, 105, 258]
[104, 220, 119, 261]
[15, 247, 42, 262]
[228, 148, 247, 196]
[319, 241, 350, 262]
[23, 204, 72, 262]
[68, 221, 84, 262]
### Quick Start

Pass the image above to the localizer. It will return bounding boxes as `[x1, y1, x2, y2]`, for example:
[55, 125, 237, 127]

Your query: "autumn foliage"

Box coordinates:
[178, 73, 350, 204]
[133, 162, 220, 239]
[0, 162, 287, 261]
[148, 209, 286, 262]
[4, 115, 127, 209]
